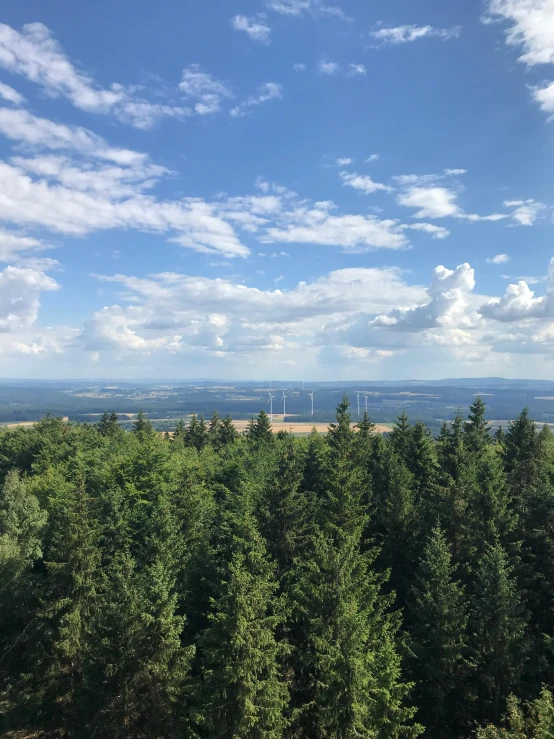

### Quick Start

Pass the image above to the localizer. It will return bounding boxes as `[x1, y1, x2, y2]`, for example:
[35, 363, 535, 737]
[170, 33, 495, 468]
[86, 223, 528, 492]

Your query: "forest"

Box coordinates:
[2, 397, 554, 737]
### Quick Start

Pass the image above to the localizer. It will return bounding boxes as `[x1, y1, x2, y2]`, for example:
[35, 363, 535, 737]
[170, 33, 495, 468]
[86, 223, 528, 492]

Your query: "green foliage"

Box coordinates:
[2, 397, 554, 739]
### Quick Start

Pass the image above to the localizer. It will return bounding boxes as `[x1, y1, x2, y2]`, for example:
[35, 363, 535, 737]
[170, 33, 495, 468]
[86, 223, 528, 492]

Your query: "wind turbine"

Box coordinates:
[267, 392, 275, 422]
[364, 393, 369, 415]
[356, 391, 361, 418]
[282, 389, 287, 420]
[309, 390, 314, 416]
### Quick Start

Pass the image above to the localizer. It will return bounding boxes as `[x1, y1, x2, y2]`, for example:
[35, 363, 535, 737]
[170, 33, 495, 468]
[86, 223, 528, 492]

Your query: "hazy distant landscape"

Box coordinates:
[3, 378, 554, 434]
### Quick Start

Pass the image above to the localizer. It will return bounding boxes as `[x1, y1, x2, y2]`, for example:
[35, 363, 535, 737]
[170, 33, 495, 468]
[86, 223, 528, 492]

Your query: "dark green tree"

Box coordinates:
[470, 540, 527, 725]
[407, 524, 468, 737]
[199, 496, 288, 739]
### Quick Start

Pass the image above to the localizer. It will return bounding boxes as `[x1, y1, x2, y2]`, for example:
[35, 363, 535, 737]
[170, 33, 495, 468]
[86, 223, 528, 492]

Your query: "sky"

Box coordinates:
[1, 0, 554, 380]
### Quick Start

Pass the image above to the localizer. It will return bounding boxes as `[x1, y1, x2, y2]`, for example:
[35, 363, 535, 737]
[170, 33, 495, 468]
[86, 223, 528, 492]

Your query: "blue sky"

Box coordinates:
[0, 0, 554, 380]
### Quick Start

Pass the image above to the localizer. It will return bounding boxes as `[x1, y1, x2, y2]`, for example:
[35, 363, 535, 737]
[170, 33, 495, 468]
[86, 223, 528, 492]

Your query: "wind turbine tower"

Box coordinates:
[267, 392, 275, 422]
[364, 393, 369, 415]
[309, 390, 314, 416]
[356, 391, 361, 418]
[282, 389, 287, 420]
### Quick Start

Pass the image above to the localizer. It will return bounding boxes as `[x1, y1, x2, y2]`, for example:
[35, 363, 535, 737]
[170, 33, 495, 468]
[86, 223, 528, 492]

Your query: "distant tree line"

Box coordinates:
[2, 398, 554, 736]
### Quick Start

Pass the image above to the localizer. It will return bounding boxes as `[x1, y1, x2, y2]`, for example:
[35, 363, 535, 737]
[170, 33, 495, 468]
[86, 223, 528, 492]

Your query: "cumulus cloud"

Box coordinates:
[372, 263, 476, 331]
[347, 64, 367, 76]
[398, 186, 461, 218]
[480, 259, 554, 322]
[0, 265, 58, 331]
[85, 265, 427, 357]
[340, 170, 392, 194]
[0, 23, 189, 128]
[232, 15, 271, 43]
[0, 228, 51, 262]
[370, 24, 461, 45]
[230, 82, 283, 117]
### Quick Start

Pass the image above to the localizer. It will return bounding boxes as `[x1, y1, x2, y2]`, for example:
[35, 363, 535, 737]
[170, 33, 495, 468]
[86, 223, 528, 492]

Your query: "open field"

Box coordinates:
[231, 419, 393, 434]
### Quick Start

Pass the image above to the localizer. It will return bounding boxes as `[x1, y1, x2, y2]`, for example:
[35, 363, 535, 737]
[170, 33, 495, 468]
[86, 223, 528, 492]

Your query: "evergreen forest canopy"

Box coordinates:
[2, 399, 554, 737]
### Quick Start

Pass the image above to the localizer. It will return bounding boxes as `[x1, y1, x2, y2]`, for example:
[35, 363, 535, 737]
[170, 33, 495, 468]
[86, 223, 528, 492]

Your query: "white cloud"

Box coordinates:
[444, 168, 467, 175]
[0, 228, 50, 262]
[318, 59, 340, 75]
[504, 198, 544, 225]
[487, 253, 510, 264]
[486, 0, 554, 65]
[230, 82, 283, 117]
[485, 1, 554, 116]
[336, 157, 353, 165]
[267, 0, 349, 20]
[372, 263, 476, 331]
[480, 259, 554, 322]
[0, 265, 58, 331]
[398, 186, 460, 218]
[371, 24, 461, 45]
[293, 63, 306, 71]
[262, 202, 409, 251]
[179, 64, 231, 115]
[0, 107, 150, 165]
[347, 64, 367, 76]
[231, 15, 271, 43]
[0, 81, 24, 104]
[340, 170, 392, 194]
[403, 223, 450, 239]
[0, 23, 188, 128]
[365, 154, 380, 162]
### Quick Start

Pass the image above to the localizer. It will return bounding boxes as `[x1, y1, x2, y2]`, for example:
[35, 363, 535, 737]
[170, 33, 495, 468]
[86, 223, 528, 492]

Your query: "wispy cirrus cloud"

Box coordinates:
[230, 82, 283, 117]
[0, 22, 190, 128]
[370, 24, 461, 45]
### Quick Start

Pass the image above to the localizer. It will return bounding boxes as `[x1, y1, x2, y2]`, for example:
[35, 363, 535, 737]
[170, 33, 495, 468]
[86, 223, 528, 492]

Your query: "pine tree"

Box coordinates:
[91, 549, 194, 739]
[29, 482, 101, 733]
[0, 470, 47, 594]
[185, 414, 209, 452]
[258, 433, 309, 579]
[208, 411, 221, 449]
[407, 525, 468, 737]
[133, 409, 152, 435]
[219, 415, 238, 446]
[289, 526, 421, 738]
[248, 409, 273, 446]
[470, 540, 527, 725]
[97, 411, 120, 437]
[407, 421, 440, 504]
[465, 396, 491, 455]
[199, 496, 288, 739]
[389, 410, 412, 463]
[370, 435, 418, 606]
[476, 688, 554, 738]
[173, 418, 186, 443]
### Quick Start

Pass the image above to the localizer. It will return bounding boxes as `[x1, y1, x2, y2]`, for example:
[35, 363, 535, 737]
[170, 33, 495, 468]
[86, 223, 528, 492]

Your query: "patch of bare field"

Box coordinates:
[231, 420, 391, 434]
[2, 417, 69, 428]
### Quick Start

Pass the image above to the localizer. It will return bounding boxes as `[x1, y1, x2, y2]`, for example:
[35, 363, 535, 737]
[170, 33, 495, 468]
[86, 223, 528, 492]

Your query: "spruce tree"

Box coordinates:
[219, 415, 238, 446]
[289, 526, 421, 738]
[91, 549, 194, 739]
[133, 409, 152, 435]
[407, 524, 468, 737]
[29, 482, 101, 733]
[199, 496, 288, 739]
[470, 540, 527, 725]
[389, 410, 412, 463]
[248, 409, 274, 446]
[465, 396, 491, 455]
